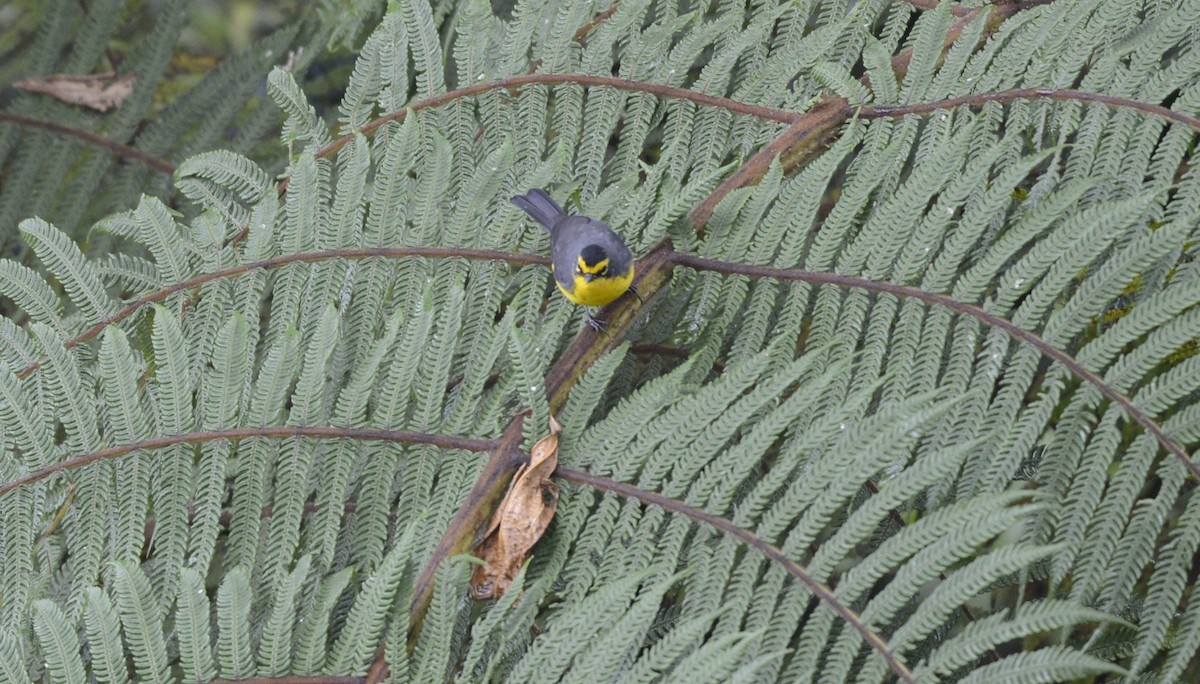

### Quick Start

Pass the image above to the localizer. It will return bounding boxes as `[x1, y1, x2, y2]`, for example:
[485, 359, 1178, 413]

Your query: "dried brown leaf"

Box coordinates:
[470, 416, 561, 600]
[14, 72, 136, 112]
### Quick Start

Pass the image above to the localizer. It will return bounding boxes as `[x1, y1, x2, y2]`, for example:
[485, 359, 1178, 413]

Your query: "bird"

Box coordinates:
[510, 188, 636, 330]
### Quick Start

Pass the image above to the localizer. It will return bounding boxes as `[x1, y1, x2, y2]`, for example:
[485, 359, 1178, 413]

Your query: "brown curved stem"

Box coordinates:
[17, 241, 1189, 482]
[690, 86, 1200, 229]
[557, 466, 916, 683]
[15, 246, 549, 380]
[690, 0, 1072, 230]
[213, 672, 360, 676]
[0, 110, 175, 175]
[690, 2, 995, 229]
[0, 426, 496, 498]
[309, 73, 798, 164]
[668, 252, 1196, 481]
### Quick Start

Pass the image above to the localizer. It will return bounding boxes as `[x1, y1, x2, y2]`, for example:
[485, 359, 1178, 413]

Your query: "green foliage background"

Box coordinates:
[1, 0, 1199, 682]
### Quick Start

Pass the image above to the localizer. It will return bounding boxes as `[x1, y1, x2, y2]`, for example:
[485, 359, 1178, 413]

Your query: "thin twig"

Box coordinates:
[0, 426, 497, 498]
[860, 87, 1200, 134]
[272, 70, 798, 199]
[574, 4, 620, 44]
[211, 672, 360, 676]
[630, 343, 691, 360]
[669, 252, 1197, 481]
[0, 110, 175, 175]
[557, 466, 916, 683]
[899, 0, 975, 16]
[364, 642, 389, 684]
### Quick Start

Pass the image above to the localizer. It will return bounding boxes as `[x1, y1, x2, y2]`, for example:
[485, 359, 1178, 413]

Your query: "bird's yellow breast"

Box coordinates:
[556, 267, 635, 307]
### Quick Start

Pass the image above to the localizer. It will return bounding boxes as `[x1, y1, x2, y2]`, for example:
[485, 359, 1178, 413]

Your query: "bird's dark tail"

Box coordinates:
[510, 188, 566, 232]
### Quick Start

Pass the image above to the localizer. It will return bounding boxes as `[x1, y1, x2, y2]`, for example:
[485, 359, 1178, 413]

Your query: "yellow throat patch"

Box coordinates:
[556, 256, 634, 307]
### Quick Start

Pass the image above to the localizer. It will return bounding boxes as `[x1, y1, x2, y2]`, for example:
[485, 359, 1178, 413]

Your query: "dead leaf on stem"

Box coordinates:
[470, 416, 561, 600]
[14, 72, 136, 112]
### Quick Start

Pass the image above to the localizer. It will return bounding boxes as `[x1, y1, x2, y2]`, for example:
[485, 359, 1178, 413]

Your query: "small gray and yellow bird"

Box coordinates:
[511, 188, 635, 329]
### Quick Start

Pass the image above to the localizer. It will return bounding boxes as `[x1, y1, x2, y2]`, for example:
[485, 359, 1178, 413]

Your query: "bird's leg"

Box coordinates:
[628, 285, 644, 304]
[585, 309, 606, 331]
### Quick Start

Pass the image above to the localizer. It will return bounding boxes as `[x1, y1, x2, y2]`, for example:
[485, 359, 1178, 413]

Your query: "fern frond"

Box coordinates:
[96, 253, 166, 294]
[457, 566, 541, 680]
[191, 313, 251, 571]
[338, 15, 390, 130]
[257, 555, 312, 676]
[663, 630, 762, 684]
[144, 304, 194, 602]
[269, 67, 333, 150]
[21, 218, 114, 326]
[0, 259, 65, 333]
[32, 599, 87, 684]
[173, 567, 216, 684]
[99, 328, 152, 562]
[0, 483, 36, 628]
[0, 360, 55, 468]
[176, 150, 271, 205]
[0, 625, 31, 683]
[564, 574, 688, 684]
[293, 567, 354, 674]
[83, 587, 131, 684]
[110, 561, 172, 683]
[215, 567, 254, 679]
[505, 568, 661, 681]
[328, 523, 417, 674]
[955, 646, 1126, 684]
[264, 304, 339, 589]
[917, 600, 1122, 678]
[227, 329, 299, 570]
[399, 0, 447, 99]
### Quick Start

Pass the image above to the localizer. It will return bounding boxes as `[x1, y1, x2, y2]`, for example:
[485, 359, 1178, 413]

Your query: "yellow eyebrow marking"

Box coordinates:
[577, 257, 609, 274]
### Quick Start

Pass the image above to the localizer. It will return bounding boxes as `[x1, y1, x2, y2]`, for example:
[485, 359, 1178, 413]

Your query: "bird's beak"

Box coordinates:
[583, 273, 596, 282]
